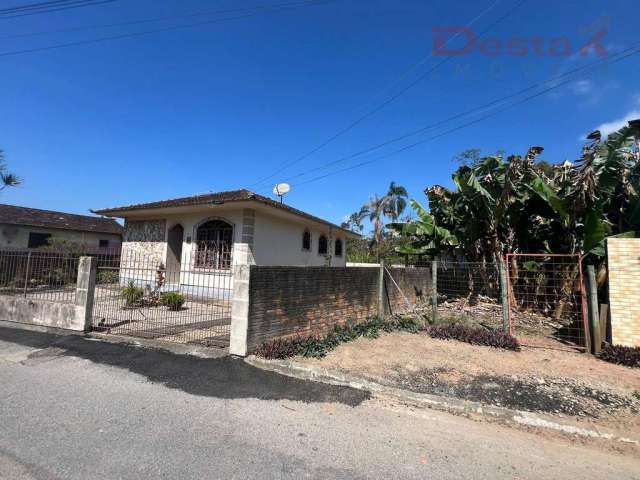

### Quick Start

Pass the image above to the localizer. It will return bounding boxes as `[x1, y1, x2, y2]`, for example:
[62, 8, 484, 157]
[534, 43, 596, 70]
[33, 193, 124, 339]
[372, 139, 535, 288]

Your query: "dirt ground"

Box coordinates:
[297, 331, 640, 440]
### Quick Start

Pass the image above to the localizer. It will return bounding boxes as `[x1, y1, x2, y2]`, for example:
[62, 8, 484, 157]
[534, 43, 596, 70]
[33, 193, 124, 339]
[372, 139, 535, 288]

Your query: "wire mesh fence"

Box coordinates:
[0, 249, 78, 303]
[91, 248, 232, 347]
[506, 254, 588, 350]
[402, 254, 588, 350]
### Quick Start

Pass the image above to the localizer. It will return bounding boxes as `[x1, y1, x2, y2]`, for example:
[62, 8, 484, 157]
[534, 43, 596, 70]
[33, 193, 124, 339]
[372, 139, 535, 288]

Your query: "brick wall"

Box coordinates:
[607, 238, 640, 347]
[245, 265, 432, 351]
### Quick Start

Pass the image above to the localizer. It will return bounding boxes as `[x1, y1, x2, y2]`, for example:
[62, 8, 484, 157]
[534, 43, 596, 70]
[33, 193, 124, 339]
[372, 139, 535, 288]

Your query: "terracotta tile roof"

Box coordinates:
[0, 203, 123, 235]
[92, 189, 358, 237]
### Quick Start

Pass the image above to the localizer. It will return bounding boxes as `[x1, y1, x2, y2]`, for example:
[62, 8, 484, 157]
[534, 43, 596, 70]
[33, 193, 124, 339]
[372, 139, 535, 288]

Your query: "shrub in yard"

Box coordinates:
[160, 291, 186, 311]
[425, 323, 520, 351]
[599, 344, 640, 368]
[254, 316, 423, 359]
[120, 281, 144, 307]
[96, 270, 119, 284]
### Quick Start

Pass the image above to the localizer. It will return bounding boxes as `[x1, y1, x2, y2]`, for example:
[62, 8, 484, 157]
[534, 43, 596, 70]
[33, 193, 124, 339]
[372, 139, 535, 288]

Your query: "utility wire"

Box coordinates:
[265, 46, 640, 192]
[249, 0, 527, 189]
[269, 43, 640, 186]
[0, 0, 115, 19]
[0, 0, 321, 39]
[0, 0, 332, 58]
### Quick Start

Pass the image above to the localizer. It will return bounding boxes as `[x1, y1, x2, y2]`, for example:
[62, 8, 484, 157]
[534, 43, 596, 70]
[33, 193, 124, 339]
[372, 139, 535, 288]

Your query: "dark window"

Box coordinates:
[302, 230, 311, 251]
[334, 238, 343, 257]
[27, 232, 51, 249]
[318, 235, 328, 255]
[99, 239, 109, 248]
[195, 219, 233, 269]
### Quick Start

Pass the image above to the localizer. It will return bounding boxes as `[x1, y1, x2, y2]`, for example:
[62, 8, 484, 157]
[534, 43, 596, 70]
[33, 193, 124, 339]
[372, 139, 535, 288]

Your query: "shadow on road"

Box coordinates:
[0, 326, 370, 406]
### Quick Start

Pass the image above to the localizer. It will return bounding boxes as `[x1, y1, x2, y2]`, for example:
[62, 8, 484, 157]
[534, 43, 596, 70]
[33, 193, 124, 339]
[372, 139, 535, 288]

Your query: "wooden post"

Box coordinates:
[377, 259, 385, 318]
[431, 256, 438, 323]
[499, 260, 509, 333]
[599, 304, 609, 344]
[586, 265, 601, 354]
[23, 251, 32, 297]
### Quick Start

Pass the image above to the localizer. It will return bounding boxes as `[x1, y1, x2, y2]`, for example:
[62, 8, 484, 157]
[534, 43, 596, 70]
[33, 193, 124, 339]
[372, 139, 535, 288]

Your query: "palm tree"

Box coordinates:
[362, 195, 387, 254]
[0, 150, 20, 192]
[384, 181, 408, 221]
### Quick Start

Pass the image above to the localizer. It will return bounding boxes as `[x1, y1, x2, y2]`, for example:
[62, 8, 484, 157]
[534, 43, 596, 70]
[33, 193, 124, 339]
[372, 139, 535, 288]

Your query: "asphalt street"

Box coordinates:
[1, 325, 638, 480]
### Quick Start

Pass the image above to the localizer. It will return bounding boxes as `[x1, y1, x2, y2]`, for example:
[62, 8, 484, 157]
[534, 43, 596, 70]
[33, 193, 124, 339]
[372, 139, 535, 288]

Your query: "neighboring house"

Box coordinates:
[92, 189, 359, 273]
[0, 203, 123, 251]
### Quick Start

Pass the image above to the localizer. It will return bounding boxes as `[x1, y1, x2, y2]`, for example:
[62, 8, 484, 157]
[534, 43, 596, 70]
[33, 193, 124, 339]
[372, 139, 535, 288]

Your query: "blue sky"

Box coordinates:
[1, 0, 639, 232]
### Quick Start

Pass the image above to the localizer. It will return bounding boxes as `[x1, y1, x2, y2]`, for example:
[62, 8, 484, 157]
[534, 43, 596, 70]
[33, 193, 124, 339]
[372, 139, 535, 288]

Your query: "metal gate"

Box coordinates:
[505, 253, 588, 351]
[91, 249, 232, 347]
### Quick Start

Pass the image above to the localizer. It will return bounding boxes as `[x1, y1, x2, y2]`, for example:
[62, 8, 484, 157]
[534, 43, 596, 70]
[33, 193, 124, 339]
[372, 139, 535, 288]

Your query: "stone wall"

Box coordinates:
[243, 266, 432, 352]
[121, 219, 167, 280]
[607, 238, 640, 347]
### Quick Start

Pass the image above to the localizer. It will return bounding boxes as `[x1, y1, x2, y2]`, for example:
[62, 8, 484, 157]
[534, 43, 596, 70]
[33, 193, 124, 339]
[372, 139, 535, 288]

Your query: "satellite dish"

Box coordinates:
[273, 183, 290, 203]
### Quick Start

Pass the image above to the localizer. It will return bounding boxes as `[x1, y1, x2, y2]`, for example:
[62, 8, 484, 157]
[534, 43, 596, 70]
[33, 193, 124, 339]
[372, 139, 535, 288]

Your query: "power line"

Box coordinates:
[268, 46, 640, 192]
[270, 43, 640, 186]
[249, 0, 527, 189]
[0, 0, 115, 19]
[0, 0, 320, 39]
[0, 0, 333, 58]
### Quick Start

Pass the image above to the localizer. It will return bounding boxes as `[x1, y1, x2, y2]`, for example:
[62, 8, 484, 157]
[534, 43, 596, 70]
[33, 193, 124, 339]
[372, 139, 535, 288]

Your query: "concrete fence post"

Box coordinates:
[229, 264, 251, 356]
[586, 265, 601, 354]
[499, 259, 510, 334]
[75, 256, 97, 332]
[377, 259, 385, 318]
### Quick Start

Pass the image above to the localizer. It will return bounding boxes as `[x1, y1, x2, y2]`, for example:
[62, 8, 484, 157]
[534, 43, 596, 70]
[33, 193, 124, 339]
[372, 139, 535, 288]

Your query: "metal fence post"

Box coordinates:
[377, 259, 385, 318]
[586, 265, 601, 354]
[23, 251, 32, 297]
[499, 259, 509, 333]
[431, 256, 438, 322]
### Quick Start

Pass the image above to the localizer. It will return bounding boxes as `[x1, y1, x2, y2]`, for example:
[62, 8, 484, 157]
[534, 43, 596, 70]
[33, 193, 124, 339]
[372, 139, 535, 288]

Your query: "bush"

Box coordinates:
[120, 281, 144, 307]
[425, 324, 520, 351]
[599, 344, 640, 368]
[96, 270, 119, 284]
[254, 316, 422, 359]
[160, 291, 186, 311]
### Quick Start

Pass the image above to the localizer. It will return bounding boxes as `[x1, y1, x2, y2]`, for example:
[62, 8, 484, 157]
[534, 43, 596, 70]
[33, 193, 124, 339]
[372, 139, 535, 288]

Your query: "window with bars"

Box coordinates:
[194, 220, 233, 269]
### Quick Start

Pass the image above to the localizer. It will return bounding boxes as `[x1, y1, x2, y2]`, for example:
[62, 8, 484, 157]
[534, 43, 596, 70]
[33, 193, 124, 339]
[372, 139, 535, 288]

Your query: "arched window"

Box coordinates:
[318, 234, 328, 255]
[334, 238, 343, 257]
[302, 230, 311, 251]
[195, 219, 233, 269]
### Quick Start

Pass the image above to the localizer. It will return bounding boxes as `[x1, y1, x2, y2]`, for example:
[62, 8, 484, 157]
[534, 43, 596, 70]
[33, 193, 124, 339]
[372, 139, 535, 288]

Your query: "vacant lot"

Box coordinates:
[298, 332, 640, 439]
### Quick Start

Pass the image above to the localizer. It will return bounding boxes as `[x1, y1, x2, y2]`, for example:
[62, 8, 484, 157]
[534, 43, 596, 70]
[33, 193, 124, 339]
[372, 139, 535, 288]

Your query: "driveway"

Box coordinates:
[0, 325, 638, 480]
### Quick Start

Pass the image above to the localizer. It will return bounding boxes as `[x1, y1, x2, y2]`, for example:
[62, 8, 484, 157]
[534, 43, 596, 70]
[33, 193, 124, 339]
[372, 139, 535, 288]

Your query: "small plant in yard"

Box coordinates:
[160, 291, 186, 311]
[254, 316, 422, 359]
[120, 281, 144, 307]
[599, 344, 640, 368]
[96, 270, 119, 284]
[425, 323, 520, 351]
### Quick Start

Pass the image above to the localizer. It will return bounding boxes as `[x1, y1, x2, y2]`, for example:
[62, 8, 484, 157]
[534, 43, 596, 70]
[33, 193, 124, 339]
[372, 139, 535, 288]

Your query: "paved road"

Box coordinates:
[0, 326, 638, 480]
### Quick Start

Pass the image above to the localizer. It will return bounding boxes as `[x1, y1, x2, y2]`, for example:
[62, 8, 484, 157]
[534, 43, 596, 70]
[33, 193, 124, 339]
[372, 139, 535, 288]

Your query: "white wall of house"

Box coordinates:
[252, 208, 346, 267]
[0, 223, 121, 250]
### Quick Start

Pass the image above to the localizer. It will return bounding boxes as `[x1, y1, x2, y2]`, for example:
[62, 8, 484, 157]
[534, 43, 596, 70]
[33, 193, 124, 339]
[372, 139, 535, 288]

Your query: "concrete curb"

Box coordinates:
[245, 355, 639, 446]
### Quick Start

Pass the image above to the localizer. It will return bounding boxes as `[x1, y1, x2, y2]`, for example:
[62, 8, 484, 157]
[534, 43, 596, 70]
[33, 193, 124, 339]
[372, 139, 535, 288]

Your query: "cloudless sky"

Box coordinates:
[1, 0, 639, 231]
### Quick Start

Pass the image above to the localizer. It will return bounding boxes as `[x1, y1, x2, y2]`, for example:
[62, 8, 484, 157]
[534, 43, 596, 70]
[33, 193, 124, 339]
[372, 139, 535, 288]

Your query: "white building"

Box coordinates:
[92, 189, 359, 298]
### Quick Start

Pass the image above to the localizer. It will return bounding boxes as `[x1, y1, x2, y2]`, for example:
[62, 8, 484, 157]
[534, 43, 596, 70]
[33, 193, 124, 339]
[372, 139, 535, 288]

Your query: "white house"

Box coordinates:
[92, 189, 359, 298]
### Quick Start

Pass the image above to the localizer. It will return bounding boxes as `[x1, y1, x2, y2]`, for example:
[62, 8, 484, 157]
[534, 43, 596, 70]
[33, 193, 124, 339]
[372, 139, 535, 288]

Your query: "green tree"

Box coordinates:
[384, 181, 408, 221]
[0, 150, 21, 192]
